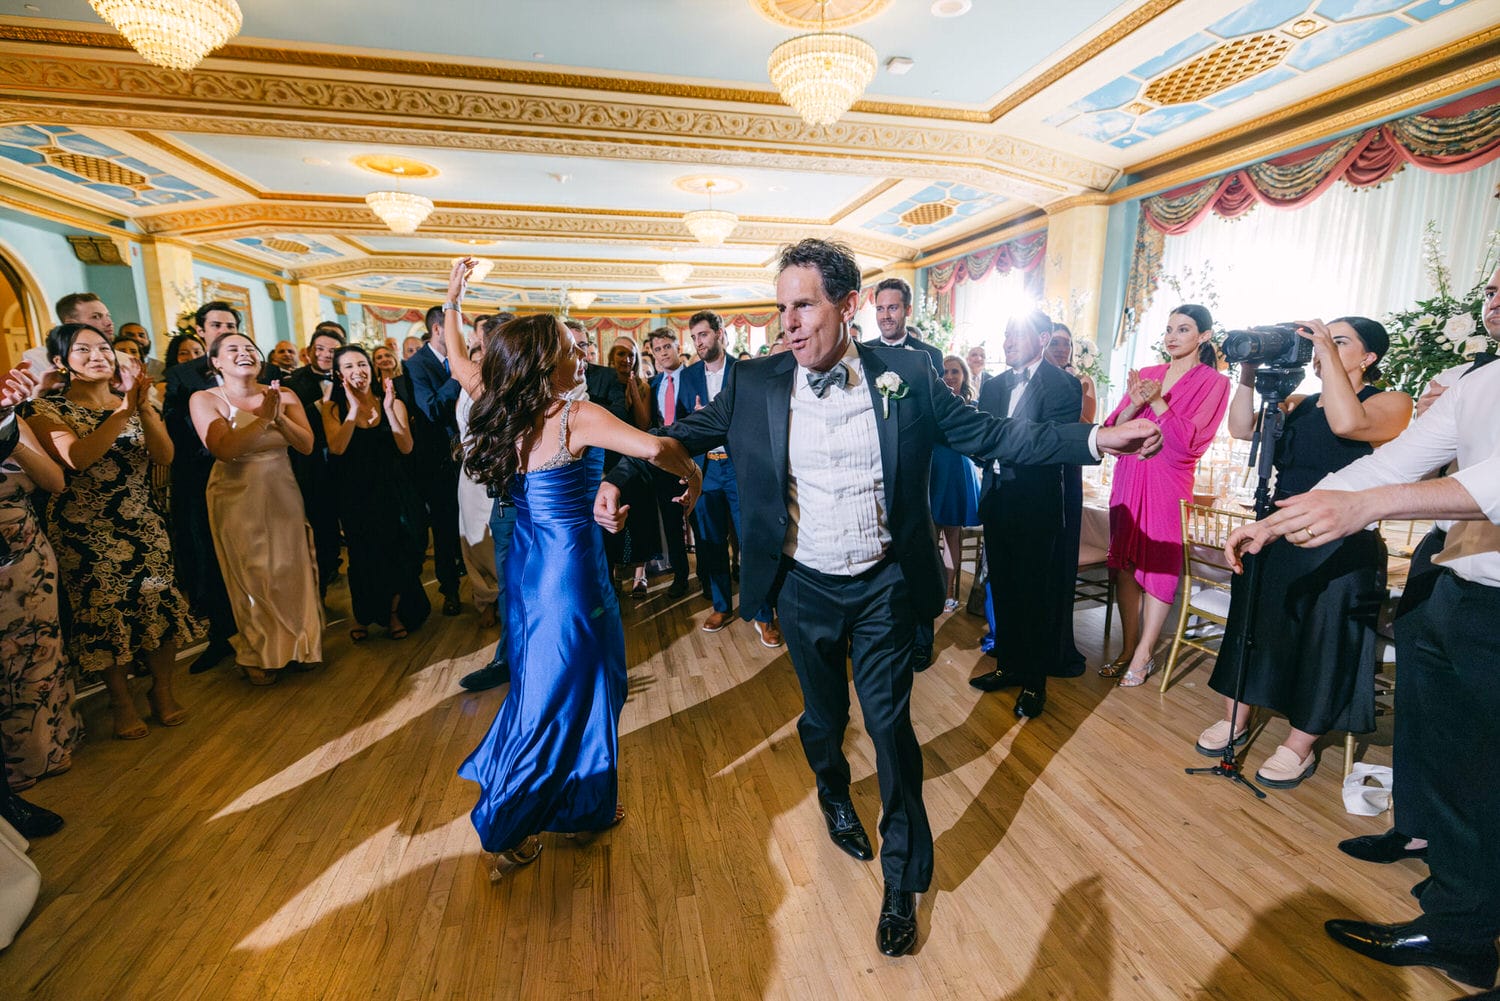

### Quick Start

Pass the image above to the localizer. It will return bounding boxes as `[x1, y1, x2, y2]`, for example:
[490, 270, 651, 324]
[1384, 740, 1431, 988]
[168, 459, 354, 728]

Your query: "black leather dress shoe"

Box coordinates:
[1, 791, 64, 839]
[969, 668, 1024, 692]
[1325, 919, 1499, 988]
[877, 885, 918, 956]
[189, 637, 234, 675]
[912, 645, 933, 674]
[1014, 687, 1046, 719]
[818, 795, 873, 861]
[667, 577, 689, 599]
[441, 594, 462, 616]
[459, 660, 511, 692]
[1338, 828, 1428, 864]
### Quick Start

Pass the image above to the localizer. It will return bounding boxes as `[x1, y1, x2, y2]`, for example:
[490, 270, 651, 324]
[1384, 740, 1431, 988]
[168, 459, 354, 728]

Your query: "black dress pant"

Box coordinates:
[291, 450, 342, 594]
[650, 467, 690, 585]
[1053, 466, 1086, 671]
[1402, 570, 1500, 946]
[418, 458, 463, 597]
[777, 557, 932, 893]
[170, 462, 235, 642]
[982, 493, 1063, 690]
[1391, 526, 1446, 840]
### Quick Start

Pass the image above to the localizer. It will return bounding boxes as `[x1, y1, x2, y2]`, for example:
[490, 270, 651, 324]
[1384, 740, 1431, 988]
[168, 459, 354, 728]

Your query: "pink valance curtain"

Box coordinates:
[1141, 85, 1500, 235]
[926, 232, 1047, 296]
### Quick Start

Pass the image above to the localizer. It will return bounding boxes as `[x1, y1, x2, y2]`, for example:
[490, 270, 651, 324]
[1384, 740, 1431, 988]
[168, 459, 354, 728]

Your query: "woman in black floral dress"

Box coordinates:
[0, 411, 80, 788]
[25, 323, 201, 740]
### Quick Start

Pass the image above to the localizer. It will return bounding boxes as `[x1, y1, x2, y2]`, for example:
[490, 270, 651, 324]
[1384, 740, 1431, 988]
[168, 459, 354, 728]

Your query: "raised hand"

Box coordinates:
[1096, 417, 1163, 458]
[382, 378, 399, 414]
[1294, 319, 1335, 360]
[114, 365, 139, 412]
[254, 385, 282, 424]
[447, 256, 475, 304]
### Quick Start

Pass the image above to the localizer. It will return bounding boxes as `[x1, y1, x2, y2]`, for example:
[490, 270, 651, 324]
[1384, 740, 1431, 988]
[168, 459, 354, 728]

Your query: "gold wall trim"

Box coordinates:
[292, 256, 774, 284]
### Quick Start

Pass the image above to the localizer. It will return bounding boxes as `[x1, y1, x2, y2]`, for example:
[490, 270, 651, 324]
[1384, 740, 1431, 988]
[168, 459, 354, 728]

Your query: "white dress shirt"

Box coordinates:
[784, 343, 890, 574]
[704, 360, 727, 403]
[1316, 358, 1500, 587]
[1004, 358, 1044, 419]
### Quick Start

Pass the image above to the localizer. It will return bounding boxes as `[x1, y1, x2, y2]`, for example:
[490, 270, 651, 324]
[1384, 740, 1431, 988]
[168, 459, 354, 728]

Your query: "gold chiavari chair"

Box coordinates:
[1159, 500, 1255, 693]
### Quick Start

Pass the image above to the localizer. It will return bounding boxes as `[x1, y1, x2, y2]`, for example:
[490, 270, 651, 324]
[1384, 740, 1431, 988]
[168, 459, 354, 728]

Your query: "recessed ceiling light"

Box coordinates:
[532, 52, 545, 59]
[302, 156, 331, 166]
[931, 0, 971, 16]
[885, 56, 914, 75]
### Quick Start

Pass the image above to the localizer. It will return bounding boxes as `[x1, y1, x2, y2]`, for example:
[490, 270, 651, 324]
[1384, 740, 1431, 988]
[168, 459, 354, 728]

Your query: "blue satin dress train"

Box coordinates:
[458, 421, 626, 852]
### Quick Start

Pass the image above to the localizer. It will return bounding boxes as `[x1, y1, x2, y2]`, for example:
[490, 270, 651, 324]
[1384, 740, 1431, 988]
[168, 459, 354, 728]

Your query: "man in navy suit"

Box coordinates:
[598, 239, 1161, 956]
[646, 327, 693, 599]
[967, 312, 1084, 720]
[678, 310, 782, 646]
[408, 306, 466, 616]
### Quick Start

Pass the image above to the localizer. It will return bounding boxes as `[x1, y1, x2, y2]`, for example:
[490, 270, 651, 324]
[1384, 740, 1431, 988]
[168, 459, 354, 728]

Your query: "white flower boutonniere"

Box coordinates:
[875, 370, 908, 418]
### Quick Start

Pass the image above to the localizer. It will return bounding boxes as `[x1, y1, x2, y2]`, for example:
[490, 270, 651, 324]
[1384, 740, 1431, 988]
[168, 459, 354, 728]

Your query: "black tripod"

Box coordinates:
[1186, 366, 1305, 799]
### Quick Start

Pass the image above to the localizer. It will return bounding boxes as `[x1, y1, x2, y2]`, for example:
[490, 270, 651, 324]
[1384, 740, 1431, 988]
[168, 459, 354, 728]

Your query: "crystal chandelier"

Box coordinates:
[365, 191, 434, 234]
[566, 290, 598, 310]
[682, 180, 738, 247]
[657, 262, 694, 284]
[88, 0, 243, 71]
[767, 1, 877, 126]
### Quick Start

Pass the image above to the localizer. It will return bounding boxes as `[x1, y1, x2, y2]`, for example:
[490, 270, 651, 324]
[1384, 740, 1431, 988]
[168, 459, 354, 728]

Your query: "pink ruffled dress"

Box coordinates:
[1104, 363, 1230, 604]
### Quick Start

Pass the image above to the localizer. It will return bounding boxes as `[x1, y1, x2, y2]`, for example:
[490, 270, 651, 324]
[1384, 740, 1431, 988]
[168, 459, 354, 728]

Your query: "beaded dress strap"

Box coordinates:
[532, 398, 580, 471]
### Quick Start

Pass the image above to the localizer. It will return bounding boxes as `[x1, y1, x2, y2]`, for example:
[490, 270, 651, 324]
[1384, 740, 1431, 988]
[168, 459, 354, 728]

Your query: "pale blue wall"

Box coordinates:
[0, 207, 97, 337]
[192, 260, 287, 352]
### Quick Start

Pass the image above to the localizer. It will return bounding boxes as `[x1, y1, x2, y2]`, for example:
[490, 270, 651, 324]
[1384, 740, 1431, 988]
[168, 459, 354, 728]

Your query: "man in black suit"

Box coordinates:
[162, 301, 263, 672]
[597, 239, 1161, 956]
[284, 321, 347, 596]
[863, 275, 946, 669]
[645, 326, 692, 599]
[407, 307, 466, 616]
[968, 312, 1084, 719]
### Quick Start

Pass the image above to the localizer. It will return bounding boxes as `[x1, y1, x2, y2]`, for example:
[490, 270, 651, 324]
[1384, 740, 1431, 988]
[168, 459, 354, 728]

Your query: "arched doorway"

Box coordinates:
[0, 253, 41, 374]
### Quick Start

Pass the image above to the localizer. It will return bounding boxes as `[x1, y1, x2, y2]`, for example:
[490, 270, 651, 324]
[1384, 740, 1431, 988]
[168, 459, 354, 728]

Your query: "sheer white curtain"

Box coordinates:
[1121, 165, 1500, 387]
[951, 267, 1032, 376]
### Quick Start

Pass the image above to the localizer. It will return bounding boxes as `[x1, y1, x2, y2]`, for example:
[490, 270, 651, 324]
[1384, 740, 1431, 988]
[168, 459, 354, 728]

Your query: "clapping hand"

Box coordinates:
[254, 384, 283, 425]
[382, 378, 399, 415]
[114, 365, 139, 412]
[447, 257, 475, 304]
[131, 372, 155, 413]
[0, 363, 39, 415]
[1096, 417, 1163, 458]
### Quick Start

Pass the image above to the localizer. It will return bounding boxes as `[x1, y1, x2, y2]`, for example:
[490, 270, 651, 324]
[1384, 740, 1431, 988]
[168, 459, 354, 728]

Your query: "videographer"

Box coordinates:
[1196, 317, 1411, 787]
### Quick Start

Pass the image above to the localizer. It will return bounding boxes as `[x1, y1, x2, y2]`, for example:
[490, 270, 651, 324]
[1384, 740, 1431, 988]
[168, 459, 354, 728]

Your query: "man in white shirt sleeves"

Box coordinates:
[1225, 282, 1500, 991]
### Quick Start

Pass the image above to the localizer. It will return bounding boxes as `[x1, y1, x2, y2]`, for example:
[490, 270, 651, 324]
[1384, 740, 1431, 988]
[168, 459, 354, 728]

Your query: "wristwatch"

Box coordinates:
[441, 301, 460, 312]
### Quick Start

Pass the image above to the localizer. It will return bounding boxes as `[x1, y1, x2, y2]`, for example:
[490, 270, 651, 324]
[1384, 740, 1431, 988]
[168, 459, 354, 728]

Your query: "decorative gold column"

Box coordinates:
[1043, 196, 1111, 340]
[138, 238, 195, 350]
[287, 282, 324, 346]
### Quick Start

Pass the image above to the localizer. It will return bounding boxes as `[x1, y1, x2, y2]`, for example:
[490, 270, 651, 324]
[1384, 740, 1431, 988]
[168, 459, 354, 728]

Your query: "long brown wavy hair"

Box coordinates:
[463, 313, 576, 501]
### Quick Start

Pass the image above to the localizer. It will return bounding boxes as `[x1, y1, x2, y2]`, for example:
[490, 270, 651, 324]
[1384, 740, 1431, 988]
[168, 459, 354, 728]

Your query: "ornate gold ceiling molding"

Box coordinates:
[0, 50, 1115, 197]
[291, 255, 774, 284]
[136, 201, 917, 260]
[0, 176, 138, 238]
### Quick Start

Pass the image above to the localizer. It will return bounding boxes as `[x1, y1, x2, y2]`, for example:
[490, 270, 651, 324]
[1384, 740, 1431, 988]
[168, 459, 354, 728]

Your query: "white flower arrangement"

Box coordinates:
[874, 370, 907, 418]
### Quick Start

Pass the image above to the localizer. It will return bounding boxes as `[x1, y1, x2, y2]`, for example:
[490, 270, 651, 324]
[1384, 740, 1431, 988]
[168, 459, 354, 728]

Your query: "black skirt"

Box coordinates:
[1208, 530, 1385, 734]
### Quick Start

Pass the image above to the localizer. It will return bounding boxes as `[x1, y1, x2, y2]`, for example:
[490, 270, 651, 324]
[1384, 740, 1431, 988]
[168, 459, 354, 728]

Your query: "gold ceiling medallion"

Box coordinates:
[351, 154, 440, 179]
[44, 148, 150, 190]
[767, 0, 878, 126]
[673, 175, 745, 196]
[1143, 33, 1293, 106]
[460, 237, 498, 246]
[751, 0, 889, 30]
[899, 201, 954, 226]
[262, 237, 310, 255]
[1282, 17, 1326, 40]
[682, 179, 739, 246]
[88, 0, 242, 71]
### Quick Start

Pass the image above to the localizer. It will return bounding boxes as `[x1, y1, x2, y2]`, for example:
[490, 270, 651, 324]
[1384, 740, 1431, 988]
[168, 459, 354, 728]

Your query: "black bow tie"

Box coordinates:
[806, 364, 849, 398]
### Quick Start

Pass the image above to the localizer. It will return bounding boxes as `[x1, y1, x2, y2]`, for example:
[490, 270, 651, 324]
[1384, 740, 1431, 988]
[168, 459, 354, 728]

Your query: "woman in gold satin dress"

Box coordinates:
[189, 333, 323, 685]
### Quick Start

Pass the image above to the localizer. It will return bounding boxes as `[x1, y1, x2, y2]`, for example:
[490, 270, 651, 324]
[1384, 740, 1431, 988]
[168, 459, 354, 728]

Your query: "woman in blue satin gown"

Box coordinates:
[442, 263, 700, 871]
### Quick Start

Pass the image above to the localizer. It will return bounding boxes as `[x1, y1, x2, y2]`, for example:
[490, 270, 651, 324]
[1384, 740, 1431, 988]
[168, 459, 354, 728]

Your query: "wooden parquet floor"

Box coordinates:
[0, 569, 1460, 1000]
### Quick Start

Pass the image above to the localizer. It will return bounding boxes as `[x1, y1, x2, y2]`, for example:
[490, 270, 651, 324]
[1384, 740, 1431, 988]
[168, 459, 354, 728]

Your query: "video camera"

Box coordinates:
[1221, 323, 1313, 370]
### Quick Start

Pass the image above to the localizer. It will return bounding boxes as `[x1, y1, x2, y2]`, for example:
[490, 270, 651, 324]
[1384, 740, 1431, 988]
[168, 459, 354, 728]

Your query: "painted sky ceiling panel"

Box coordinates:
[0, 124, 216, 209]
[234, 236, 346, 264]
[1045, 0, 1482, 150]
[861, 181, 1007, 241]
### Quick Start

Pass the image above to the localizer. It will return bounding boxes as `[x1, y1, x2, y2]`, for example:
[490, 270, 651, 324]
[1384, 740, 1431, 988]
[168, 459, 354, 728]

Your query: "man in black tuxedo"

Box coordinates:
[162, 301, 263, 672]
[284, 322, 347, 596]
[596, 239, 1161, 956]
[407, 307, 466, 616]
[863, 275, 945, 669]
[645, 327, 692, 599]
[968, 313, 1083, 719]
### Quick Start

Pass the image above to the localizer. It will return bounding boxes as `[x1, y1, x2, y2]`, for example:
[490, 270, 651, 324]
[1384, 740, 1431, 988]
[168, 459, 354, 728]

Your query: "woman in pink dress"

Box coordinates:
[1101, 304, 1230, 687]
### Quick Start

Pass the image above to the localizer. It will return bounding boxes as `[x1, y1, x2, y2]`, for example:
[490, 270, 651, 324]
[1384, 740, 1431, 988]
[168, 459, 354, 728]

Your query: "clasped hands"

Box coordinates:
[593, 438, 700, 533]
[113, 365, 156, 416]
[1096, 418, 1163, 459]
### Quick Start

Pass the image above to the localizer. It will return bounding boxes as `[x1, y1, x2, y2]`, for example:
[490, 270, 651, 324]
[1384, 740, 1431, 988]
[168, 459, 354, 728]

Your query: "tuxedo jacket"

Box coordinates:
[862, 332, 943, 374]
[606, 342, 1097, 621]
[976, 361, 1083, 524]
[584, 363, 630, 423]
[404, 343, 462, 471]
[284, 364, 335, 454]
